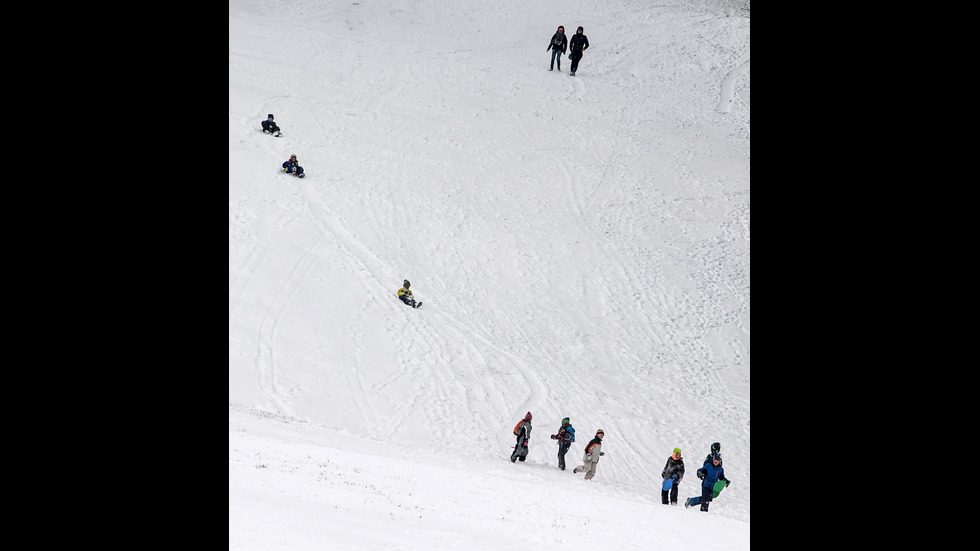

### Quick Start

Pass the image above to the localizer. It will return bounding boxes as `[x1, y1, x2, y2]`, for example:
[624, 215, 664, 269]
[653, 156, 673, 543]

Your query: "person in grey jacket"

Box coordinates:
[572, 429, 604, 479]
[510, 412, 532, 463]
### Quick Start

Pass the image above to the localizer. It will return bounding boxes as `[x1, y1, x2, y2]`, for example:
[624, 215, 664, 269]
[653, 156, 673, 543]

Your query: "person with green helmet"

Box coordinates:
[660, 447, 685, 505]
[549, 417, 576, 470]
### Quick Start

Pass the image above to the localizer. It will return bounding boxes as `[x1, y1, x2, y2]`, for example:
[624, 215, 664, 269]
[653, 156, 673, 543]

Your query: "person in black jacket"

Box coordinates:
[549, 417, 576, 470]
[546, 26, 567, 71]
[661, 447, 685, 505]
[703, 442, 722, 466]
[261, 114, 281, 136]
[569, 26, 589, 76]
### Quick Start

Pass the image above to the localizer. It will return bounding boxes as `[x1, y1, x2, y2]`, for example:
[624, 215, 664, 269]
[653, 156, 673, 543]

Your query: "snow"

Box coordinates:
[229, 0, 750, 548]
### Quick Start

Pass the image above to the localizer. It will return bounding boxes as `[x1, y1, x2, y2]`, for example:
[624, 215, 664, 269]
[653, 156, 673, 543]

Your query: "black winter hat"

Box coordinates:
[577, 26, 584, 31]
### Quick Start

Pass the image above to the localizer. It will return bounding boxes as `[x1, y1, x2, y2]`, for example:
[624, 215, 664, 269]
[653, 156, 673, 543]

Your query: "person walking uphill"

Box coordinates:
[550, 417, 576, 470]
[573, 429, 604, 479]
[511, 412, 533, 463]
[661, 448, 685, 505]
[568, 26, 589, 76]
[546, 25, 567, 71]
[703, 442, 722, 466]
[685, 453, 730, 512]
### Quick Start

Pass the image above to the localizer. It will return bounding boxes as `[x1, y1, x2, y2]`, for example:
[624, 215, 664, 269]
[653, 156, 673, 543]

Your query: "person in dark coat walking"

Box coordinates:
[685, 453, 730, 512]
[661, 447, 685, 505]
[549, 417, 576, 470]
[511, 412, 533, 463]
[546, 26, 567, 71]
[568, 26, 589, 76]
[703, 442, 722, 466]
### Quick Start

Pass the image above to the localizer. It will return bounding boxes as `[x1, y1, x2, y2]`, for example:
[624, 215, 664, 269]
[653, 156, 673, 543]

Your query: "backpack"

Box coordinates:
[514, 420, 525, 436]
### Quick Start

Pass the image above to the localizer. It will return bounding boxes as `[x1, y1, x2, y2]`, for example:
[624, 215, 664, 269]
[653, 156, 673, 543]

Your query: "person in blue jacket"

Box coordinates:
[684, 453, 730, 512]
[282, 154, 304, 178]
[549, 417, 576, 470]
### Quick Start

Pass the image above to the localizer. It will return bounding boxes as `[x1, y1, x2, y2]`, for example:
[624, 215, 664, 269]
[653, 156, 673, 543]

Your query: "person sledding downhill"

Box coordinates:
[261, 114, 281, 137]
[396, 280, 421, 308]
[550, 417, 576, 470]
[282, 154, 305, 178]
[510, 412, 532, 463]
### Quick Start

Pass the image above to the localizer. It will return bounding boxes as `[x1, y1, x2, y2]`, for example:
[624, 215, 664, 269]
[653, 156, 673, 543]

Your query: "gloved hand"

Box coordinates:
[551, 434, 557, 440]
[599, 452, 604, 456]
[523, 441, 528, 447]
[697, 470, 705, 480]
[725, 480, 731, 487]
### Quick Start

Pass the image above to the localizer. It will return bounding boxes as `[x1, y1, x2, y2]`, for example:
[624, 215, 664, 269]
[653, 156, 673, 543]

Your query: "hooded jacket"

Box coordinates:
[569, 28, 589, 53]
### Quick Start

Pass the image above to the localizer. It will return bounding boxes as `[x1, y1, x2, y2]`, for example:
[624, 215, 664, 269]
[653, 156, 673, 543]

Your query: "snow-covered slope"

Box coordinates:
[230, 0, 749, 548]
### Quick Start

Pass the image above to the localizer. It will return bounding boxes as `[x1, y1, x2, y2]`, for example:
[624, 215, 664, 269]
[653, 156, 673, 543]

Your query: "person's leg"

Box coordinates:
[670, 483, 679, 504]
[661, 489, 669, 504]
[550, 49, 558, 69]
[558, 444, 567, 470]
[699, 484, 712, 511]
[584, 460, 597, 480]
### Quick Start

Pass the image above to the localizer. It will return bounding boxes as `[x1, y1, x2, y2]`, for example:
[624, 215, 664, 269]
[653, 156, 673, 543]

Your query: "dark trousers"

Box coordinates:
[687, 485, 714, 511]
[570, 51, 583, 72]
[558, 442, 570, 470]
[661, 483, 679, 504]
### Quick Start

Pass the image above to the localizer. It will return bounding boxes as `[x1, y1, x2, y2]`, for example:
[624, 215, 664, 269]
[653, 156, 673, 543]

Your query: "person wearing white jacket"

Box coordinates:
[572, 429, 604, 480]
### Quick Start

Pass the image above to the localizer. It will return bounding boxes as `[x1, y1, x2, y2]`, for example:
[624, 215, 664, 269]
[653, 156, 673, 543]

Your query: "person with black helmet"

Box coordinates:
[703, 442, 722, 466]
[261, 114, 281, 137]
[396, 280, 421, 308]
[282, 154, 305, 178]
[546, 25, 567, 71]
[572, 429, 605, 480]
[549, 417, 576, 470]
[511, 412, 533, 463]
[685, 453, 730, 512]
[568, 26, 589, 76]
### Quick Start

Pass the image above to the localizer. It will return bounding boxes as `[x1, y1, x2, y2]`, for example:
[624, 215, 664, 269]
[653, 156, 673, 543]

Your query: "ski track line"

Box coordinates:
[716, 60, 750, 114]
[256, 243, 321, 417]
